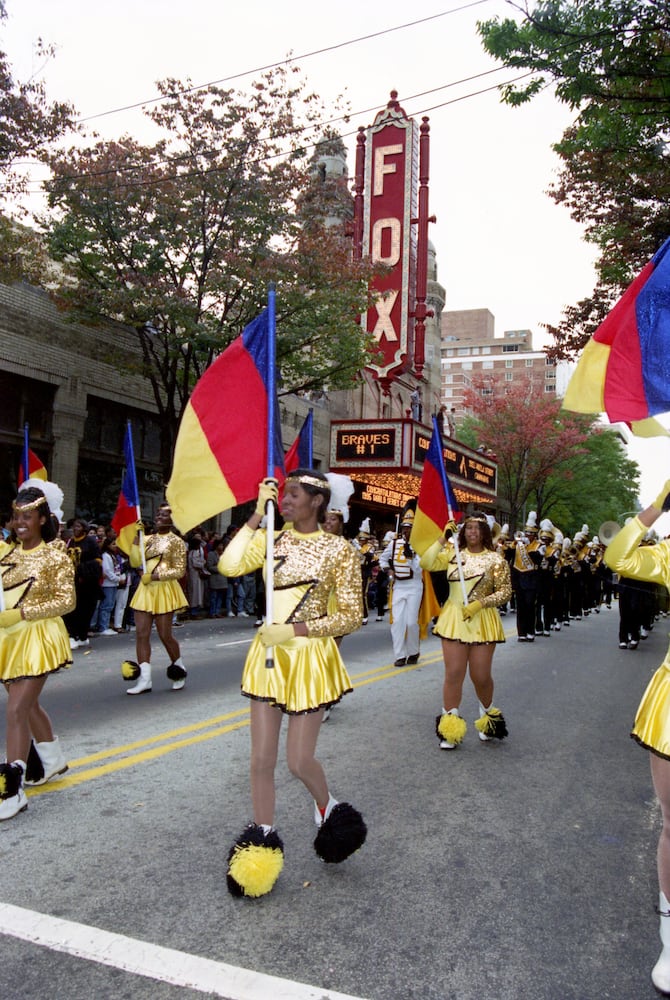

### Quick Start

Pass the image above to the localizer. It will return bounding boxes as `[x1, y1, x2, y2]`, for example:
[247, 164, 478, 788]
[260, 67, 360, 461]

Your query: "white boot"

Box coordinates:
[0, 761, 27, 821]
[652, 891, 670, 995]
[25, 736, 68, 786]
[477, 702, 493, 742]
[313, 793, 338, 827]
[127, 661, 152, 695]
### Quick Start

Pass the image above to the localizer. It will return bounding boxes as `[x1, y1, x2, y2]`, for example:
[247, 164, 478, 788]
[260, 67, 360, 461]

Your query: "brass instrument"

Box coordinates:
[598, 521, 621, 546]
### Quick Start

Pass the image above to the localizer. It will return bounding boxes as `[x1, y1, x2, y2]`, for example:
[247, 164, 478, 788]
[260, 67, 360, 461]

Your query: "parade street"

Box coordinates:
[0, 606, 664, 1000]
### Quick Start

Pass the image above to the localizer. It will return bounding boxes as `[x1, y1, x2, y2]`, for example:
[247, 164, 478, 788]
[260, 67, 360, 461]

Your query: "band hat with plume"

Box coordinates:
[524, 511, 538, 532]
[358, 517, 371, 536]
[539, 518, 555, 540]
[401, 509, 415, 527]
[18, 478, 64, 524]
[325, 473, 354, 524]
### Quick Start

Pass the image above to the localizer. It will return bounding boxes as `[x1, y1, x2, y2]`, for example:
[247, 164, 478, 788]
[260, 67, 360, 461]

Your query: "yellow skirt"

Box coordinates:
[632, 658, 670, 759]
[241, 634, 353, 715]
[130, 579, 187, 615]
[0, 617, 72, 683]
[433, 592, 505, 644]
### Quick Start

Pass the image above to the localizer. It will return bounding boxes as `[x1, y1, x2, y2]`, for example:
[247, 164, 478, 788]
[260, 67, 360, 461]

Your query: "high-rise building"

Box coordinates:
[440, 308, 558, 426]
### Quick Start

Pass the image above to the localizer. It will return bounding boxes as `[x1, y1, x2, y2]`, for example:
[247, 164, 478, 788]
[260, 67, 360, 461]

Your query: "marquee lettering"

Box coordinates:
[371, 217, 401, 266]
[371, 290, 398, 342]
[373, 144, 403, 195]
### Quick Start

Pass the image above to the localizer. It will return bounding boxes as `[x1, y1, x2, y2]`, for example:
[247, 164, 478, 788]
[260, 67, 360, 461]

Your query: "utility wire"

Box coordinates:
[27, 70, 534, 195]
[25, 65, 508, 187]
[76, 0, 492, 124]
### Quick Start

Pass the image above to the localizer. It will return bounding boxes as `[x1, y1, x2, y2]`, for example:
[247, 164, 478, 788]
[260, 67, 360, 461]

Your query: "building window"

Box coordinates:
[482, 360, 493, 369]
[545, 383, 555, 392]
[443, 374, 453, 384]
[505, 359, 513, 368]
[502, 344, 518, 353]
[462, 361, 472, 370]
[481, 387, 493, 396]
[505, 372, 513, 381]
[482, 346, 491, 354]
[525, 358, 534, 367]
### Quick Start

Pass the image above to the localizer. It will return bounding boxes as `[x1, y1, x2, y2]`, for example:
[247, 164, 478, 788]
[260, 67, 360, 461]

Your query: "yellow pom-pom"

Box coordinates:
[228, 843, 284, 898]
[436, 713, 467, 745]
[121, 660, 140, 681]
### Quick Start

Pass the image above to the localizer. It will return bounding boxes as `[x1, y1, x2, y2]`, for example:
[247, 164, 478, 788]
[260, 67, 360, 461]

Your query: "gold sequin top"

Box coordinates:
[219, 524, 363, 638]
[420, 541, 512, 608]
[130, 531, 187, 580]
[0, 540, 76, 620]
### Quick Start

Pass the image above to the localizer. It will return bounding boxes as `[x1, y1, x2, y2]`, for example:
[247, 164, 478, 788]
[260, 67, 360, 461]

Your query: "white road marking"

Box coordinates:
[0, 901, 368, 1000]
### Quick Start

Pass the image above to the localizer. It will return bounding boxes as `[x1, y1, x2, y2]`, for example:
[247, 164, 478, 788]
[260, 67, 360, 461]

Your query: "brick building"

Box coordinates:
[440, 308, 558, 429]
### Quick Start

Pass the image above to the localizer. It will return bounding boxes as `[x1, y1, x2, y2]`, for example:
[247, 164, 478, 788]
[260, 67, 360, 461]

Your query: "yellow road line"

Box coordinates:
[27, 653, 443, 797]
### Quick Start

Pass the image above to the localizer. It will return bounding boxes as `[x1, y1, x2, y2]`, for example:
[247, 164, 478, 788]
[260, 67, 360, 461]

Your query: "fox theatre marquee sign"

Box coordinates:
[353, 91, 433, 391]
[330, 420, 498, 514]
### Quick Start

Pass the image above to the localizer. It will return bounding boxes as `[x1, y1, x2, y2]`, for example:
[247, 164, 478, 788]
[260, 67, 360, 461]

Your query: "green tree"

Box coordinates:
[462, 377, 640, 532]
[0, 0, 74, 281]
[42, 72, 379, 471]
[534, 425, 639, 534]
[478, 0, 670, 357]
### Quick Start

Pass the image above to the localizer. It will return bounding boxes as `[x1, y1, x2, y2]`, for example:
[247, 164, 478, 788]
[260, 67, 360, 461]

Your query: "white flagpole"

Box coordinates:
[265, 284, 277, 669]
[432, 416, 468, 606]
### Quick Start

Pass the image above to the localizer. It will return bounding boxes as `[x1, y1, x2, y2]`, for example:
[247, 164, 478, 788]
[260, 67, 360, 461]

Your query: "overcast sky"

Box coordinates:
[4, 0, 669, 512]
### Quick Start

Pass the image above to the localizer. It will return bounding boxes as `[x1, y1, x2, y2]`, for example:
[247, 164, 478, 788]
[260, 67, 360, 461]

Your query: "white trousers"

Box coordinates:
[390, 579, 423, 660]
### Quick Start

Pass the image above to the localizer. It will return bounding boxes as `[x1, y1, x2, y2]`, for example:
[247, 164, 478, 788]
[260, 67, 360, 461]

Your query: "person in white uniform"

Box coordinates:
[379, 509, 423, 666]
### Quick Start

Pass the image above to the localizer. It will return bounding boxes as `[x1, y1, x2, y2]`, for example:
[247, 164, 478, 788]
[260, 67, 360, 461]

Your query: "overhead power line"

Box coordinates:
[29, 70, 534, 196]
[76, 0, 492, 123]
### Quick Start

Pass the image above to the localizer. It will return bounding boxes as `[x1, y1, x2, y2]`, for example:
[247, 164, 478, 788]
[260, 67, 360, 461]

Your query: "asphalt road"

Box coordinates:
[0, 606, 666, 1000]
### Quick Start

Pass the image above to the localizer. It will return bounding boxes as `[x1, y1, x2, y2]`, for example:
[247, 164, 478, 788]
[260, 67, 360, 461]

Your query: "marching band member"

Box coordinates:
[603, 480, 670, 996]
[121, 503, 188, 695]
[353, 517, 377, 625]
[536, 519, 560, 635]
[0, 485, 75, 821]
[379, 509, 423, 666]
[420, 512, 511, 751]
[511, 512, 541, 642]
[220, 471, 366, 899]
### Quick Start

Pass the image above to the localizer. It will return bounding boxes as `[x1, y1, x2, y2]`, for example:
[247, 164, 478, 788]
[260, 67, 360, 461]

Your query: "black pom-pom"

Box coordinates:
[24, 741, 44, 784]
[167, 663, 187, 681]
[314, 802, 367, 864]
[0, 762, 23, 800]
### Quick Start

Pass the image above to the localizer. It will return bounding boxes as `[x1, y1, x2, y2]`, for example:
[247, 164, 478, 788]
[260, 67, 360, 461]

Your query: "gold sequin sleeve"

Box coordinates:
[2, 543, 76, 620]
[305, 536, 363, 639]
[153, 533, 187, 580]
[130, 533, 187, 579]
[475, 553, 512, 609]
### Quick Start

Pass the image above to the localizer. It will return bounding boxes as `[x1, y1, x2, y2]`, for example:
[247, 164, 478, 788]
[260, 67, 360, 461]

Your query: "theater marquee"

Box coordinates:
[330, 419, 497, 511]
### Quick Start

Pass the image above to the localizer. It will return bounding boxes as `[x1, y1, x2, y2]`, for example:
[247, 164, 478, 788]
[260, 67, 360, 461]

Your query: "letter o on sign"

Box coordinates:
[371, 217, 401, 266]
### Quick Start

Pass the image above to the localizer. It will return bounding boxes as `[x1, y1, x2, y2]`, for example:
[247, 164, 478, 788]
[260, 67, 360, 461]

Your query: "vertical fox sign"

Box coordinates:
[354, 91, 428, 394]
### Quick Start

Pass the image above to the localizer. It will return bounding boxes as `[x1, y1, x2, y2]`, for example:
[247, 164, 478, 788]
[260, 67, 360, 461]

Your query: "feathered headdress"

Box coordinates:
[18, 477, 65, 524]
[325, 473, 354, 524]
